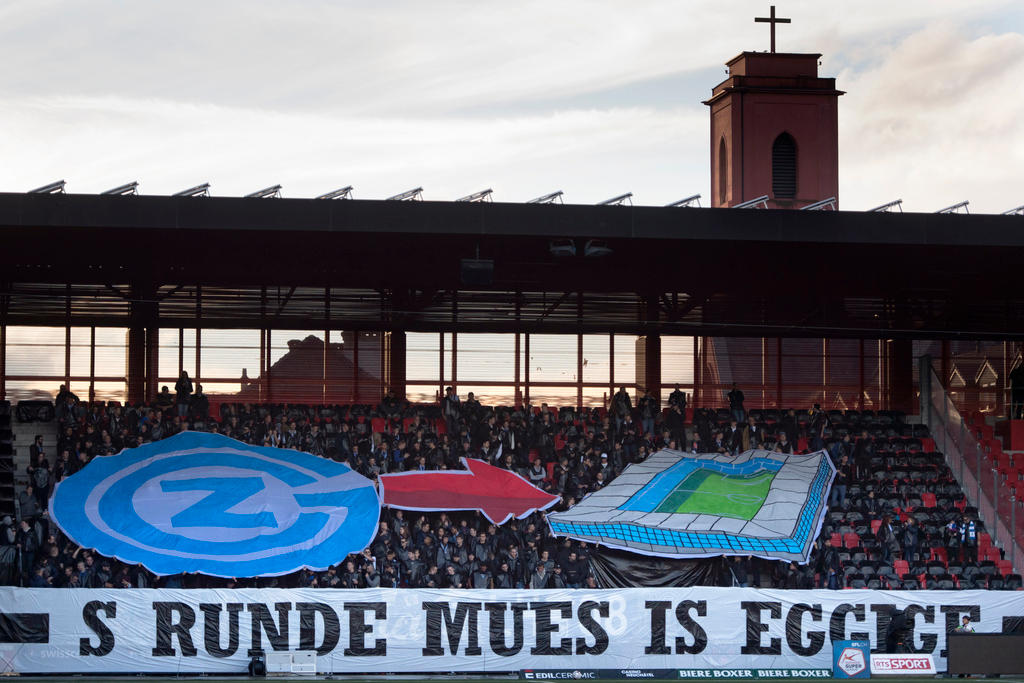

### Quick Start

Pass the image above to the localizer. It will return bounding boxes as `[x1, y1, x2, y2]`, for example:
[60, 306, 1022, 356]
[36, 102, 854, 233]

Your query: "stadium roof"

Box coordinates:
[1, 191, 1023, 339]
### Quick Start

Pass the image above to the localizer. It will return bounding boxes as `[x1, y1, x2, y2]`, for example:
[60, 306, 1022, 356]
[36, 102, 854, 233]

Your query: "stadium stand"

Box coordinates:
[1, 388, 1018, 592]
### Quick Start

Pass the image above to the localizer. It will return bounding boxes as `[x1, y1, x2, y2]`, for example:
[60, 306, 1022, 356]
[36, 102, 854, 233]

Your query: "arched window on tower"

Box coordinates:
[771, 132, 797, 199]
[718, 137, 728, 205]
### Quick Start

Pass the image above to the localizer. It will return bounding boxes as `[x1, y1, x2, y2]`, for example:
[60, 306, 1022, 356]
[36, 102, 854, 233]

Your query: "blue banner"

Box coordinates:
[50, 432, 380, 577]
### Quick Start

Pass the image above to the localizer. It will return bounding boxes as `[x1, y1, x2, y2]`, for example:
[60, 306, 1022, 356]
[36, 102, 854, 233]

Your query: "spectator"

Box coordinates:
[175, 371, 193, 418]
[156, 386, 174, 410]
[902, 516, 919, 563]
[727, 384, 745, 423]
[18, 485, 40, 522]
[638, 390, 658, 438]
[191, 384, 209, 420]
[611, 387, 632, 431]
[775, 432, 794, 454]
[666, 404, 686, 447]
[830, 454, 851, 508]
[724, 419, 743, 455]
[27, 439, 51, 510]
[958, 514, 978, 564]
[442, 387, 460, 437]
[530, 563, 550, 589]
[876, 515, 899, 563]
[742, 416, 763, 450]
[668, 384, 687, 412]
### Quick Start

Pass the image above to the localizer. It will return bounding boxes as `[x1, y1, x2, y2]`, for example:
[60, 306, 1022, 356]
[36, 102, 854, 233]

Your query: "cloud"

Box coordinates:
[0, 94, 705, 204]
[839, 23, 1024, 212]
[0, 1, 1021, 210]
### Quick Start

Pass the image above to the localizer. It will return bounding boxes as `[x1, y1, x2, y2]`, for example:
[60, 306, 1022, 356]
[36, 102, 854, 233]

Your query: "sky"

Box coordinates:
[1, 1, 1023, 213]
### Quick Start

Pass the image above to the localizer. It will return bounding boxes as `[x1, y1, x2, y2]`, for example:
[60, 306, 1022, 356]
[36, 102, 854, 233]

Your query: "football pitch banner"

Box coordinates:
[2, 587, 1022, 674]
[548, 449, 835, 563]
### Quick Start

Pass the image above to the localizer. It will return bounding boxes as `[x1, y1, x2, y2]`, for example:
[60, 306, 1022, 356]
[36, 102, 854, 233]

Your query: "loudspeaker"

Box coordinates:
[460, 258, 494, 286]
[248, 648, 266, 676]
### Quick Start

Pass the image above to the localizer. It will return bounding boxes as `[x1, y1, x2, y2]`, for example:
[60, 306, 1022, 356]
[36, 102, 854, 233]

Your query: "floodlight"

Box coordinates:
[1002, 204, 1024, 216]
[732, 195, 769, 209]
[868, 199, 903, 213]
[386, 187, 423, 201]
[597, 193, 632, 206]
[549, 239, 576, 257]
[173, 183, 210, 197]
[584, 239, 613, 257]
[936, 200, 969, 214]
[527, 191, 563, 204]
[245, 185, 282, 199]
[316, 186, 353, 200]
[456, 189, 493, 203]
[28, 180, 66, 194]
[665, 194, 701, 208]
[101, 181, 139, 196]
[800, 197, 836, 211]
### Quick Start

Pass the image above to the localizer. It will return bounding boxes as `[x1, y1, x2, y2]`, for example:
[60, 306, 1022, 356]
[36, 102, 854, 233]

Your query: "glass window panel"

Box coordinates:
[159, 329, 184, 382]
[5, 326, 66, 377]
[269, 329, 324, 366]
[70, 327, 91, 377]
[528, 385, 577, 406]
[456, 384, 515, 407]
[456, 334, 514, 382]
[200, 329, 260, 382]
[3, 380, 55, 402]
[529, 335, 578, 383]
[661, 336, 695, 386]
[94, 328, 127, 379]
[407, 332, 440, 382]
[91, 381, 127, 403]
[612, 334, 638, 390]
[582, 335, 610, 384]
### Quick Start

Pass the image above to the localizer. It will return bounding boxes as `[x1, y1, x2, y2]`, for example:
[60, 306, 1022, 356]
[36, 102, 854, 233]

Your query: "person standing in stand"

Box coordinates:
[727, 384, 745, 424]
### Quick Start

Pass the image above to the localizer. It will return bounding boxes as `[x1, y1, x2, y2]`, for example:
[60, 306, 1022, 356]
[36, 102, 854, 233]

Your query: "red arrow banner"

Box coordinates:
[377, 458, 560, 524]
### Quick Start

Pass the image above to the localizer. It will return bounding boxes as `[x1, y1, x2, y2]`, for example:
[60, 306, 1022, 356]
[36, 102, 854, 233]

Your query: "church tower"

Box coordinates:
[704, 7, 843, 209]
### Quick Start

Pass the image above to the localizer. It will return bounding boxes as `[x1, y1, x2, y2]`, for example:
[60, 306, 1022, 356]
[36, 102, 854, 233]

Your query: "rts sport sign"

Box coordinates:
[50, 432, 380, 577]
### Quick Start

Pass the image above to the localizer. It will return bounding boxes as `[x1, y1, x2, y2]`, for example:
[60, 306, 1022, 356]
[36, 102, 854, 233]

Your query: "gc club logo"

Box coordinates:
[50, 432, 379, 577]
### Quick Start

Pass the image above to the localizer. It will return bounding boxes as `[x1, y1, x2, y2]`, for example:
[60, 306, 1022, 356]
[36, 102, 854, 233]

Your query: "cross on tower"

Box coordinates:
[755, 5, 791, 53]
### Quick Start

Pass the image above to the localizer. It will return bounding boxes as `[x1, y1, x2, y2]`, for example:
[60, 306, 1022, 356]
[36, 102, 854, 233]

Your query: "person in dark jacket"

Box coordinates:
[902, 516, 920, 563]
[727, 384, 745, 423]
[666, 404, 686, 448]
[638, 390, 658, 438]
[174, 371, 193, 418]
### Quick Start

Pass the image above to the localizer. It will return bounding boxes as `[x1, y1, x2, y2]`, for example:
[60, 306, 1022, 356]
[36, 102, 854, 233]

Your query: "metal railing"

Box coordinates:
[920, 355, 1021, 571]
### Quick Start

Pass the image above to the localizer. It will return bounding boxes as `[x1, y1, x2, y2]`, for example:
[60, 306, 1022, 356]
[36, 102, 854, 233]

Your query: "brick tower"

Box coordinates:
[704, 8, 844, 209]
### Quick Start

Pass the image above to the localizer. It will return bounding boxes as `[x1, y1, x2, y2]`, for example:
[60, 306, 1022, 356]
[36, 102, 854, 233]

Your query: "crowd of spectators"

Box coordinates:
[3, 378, 1015, 591]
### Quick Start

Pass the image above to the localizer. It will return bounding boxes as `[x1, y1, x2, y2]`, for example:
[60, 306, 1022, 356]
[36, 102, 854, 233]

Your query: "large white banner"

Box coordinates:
[1, 587, 1022, 674]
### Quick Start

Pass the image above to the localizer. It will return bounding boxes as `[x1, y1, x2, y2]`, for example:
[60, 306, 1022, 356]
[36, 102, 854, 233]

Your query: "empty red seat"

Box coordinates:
[434, 418, 447, 434]
[931, 547, 948, 564]
[997, 560, 1013, 576]
[830, 533, 843, 547]
[894, 559, 910, 576]
[921, 437, 936, 453]
[370, 417, 387, 433]
[921, 492, 937, 507]
[843, 532, 860, 549]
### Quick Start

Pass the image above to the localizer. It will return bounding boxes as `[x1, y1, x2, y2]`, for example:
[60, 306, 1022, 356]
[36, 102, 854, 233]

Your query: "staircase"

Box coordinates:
[10, 402, 61, 512]
[0, 402, 13, 517]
